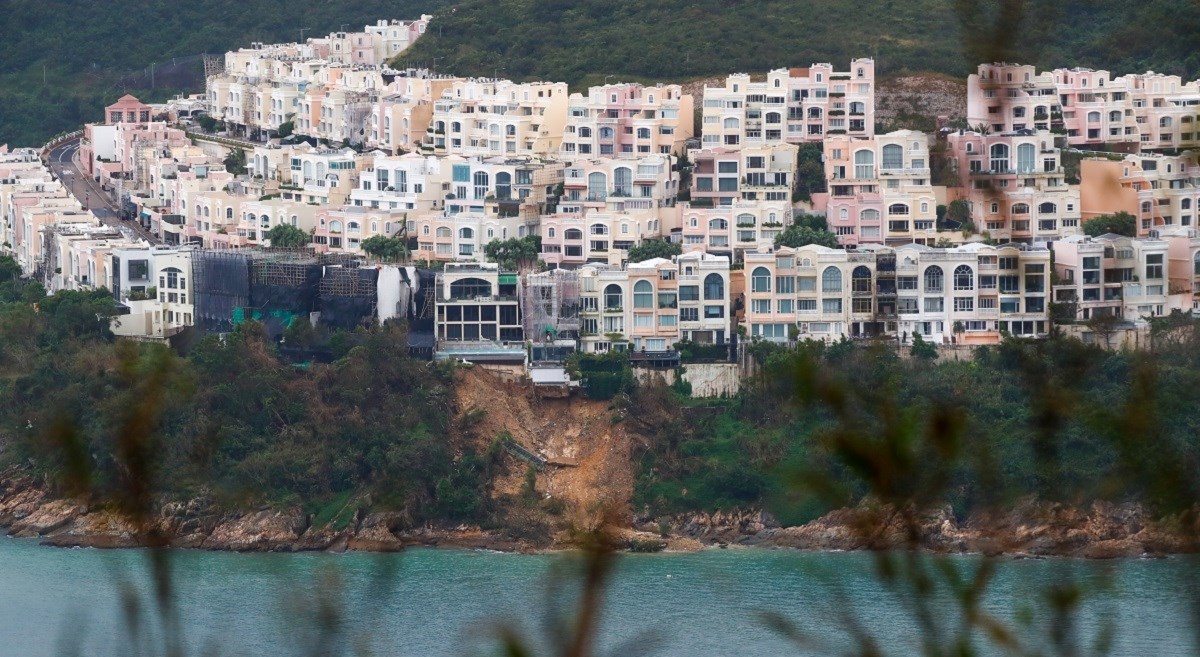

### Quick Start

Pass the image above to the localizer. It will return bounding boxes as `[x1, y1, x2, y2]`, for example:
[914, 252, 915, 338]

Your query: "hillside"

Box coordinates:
[393, 0, 1200, 87]
[4, 0, 1200, 146]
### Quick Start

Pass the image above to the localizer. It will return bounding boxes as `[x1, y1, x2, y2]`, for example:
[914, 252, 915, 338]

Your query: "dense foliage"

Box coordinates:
[394, 0, 1200, 88]
[1083, 211, 1137, 237]
[483, 235, 541, 270]
[361, 235, 410, 262]
[0, 256, 492, 523]
[775, 214, 839, 249]
[632, 334, 1200, 524]
[264, 224, 311, 248]
[626, 239, 682, 263]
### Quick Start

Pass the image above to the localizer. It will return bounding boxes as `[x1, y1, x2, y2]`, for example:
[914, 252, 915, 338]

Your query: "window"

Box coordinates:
[822, 267, 842, 293]
[953, 265, 974, 290]
[851, 266, 872, 293]
[778, 299, 794, 314]
[614, 167, 633, 196]
[604, 284, 623, 310]
[751, 267, 772, 292]
[798, 299, 817, 313]
[1146, 254, 1164, 279]
[822, 299, 843, 313]
[1017, 143, 1035, 173]
[473, 171, 489, 199]
[680, 308, 699, 322]
[881, 144, 903, 170]
[588, 172, 607, 201]
[888, 203, 909, 215]
[679, 286, 699, 301]
[633, 280, 654, 308]
[704, 273, 725, 300]
[854, 150, 875, 178]
[954, 297, 974, 312]
[775, 275, 795, 294]
[989, 143, 1009, 173]
[924, 266, 944, 293]
[924, 297, 944, 313]
[752, 299, 771, 314]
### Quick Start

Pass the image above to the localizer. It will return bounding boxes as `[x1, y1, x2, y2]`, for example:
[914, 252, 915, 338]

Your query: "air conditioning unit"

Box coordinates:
[798, 323, 809, 332]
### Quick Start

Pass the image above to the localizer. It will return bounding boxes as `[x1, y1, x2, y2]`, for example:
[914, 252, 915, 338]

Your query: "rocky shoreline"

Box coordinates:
[2, 475, 1196, 558]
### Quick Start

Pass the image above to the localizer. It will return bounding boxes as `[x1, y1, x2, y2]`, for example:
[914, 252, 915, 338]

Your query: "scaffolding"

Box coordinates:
[193, 250, 252, 333]
[319, 266, 378, 330]
[523, 269, 581, 343]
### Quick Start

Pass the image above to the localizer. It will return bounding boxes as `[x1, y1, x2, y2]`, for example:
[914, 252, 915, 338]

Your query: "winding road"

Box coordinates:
[46, 137, 159, 244]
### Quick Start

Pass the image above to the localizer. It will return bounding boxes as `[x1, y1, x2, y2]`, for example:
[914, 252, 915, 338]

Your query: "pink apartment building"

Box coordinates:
[561, 83, 694, 158]
[946, 128, 1080, 242]
[1079, 151, 1200, 237]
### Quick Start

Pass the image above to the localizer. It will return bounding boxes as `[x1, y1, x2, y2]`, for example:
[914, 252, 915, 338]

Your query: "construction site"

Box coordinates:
[522, 268, 582, 363]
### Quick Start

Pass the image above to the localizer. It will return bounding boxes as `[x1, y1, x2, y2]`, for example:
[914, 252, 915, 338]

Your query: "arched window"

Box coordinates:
[636, 128, 650, 139]
[1142, 201, 1153, 214]
[924, 265, 944, 293]
[1038, 202, 1057, 214]
[633, 280, 654, 308]
[1013, 107, 1026, 118]
[203, 206, 210, 217]
[260, 214, 270, 226]
[590, 223, 609, 236]
[765, 112, 781, 124]
[449, 277, 492, 300]
[329, 220, 343, 233]
[822, 267, 842, 293]
[854, 150, 875, 178]
[737, 213, 756, 227]
[708, 218, 728, 230]
[1161, 116, 1173, 128]
[547, 227, 556, 238]
[888, 203, 909, 215]
[614, 167, 633, 196]
[599, 127, 614, 139]
[1017, 143, 1036, 173]
[604, 284, 623, 310]
[1087, 111, 1101, 124]
[723, 117, 740, 130]
[1184, 198, 1193, 210]
[881, 144, 903, 170]
[704, 273, 724, 300]
[495, 172, 512, 200]
[451, 121, 461, 133]
[989, 143, 1009, 173]
[953, 265, 974, 291]
[473, 171, 489, 199]
[587, 172, 607, 201]
[751, 267, 771, 293]
[162, 267, 183, 289]
[303, 161, 313, 180]
[459, 227, 474, 239]
[565, 228, 583, 240]
[1012, 203, 1030, 215]
[851, 266, 871, 293]
[436, 226, 451, 237]
[839, 208, 848, 220]
[226, 208, 233, 219]
[861, 209, 880, 221]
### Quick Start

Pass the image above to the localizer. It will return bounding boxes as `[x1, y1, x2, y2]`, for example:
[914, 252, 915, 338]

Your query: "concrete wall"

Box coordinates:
[634, 363, 740, 398]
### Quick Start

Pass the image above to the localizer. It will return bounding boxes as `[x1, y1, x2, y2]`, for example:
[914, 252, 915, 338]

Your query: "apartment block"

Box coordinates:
[741, 242, 1051, 344]
[700, 61, 875, 148]
[420, 79, 569, 158]
[540, 211, 668, 267]
[1159, 226, 1200, 311]
[679, 199, 792, 258]
[1079, 151, 1200, 237]
[967, 62, 1200, 151]
[313, 206, 408, 253]
[109, 246, 195, 341]
[1051, 234, 1190, 322]
[558, 154, 679, 219]
[688, 143, 797, 205]
[576, 251, 731, 353]
[434, 262, 525, 366]
[822, 130, 938, 245]
[946, 129, 1081, 242]
[561, 83, 694, 158]
[349, 151, 450, 212]
[412, 212, 533, 262]
[367, 72, 458, 153]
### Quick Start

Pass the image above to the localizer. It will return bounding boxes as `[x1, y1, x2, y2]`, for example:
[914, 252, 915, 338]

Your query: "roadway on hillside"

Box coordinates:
[47, 137, 159, 244]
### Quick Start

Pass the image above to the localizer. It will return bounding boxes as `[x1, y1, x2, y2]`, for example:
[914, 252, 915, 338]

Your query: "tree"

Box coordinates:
[264, 224, 311, 248]
[1083, 211, 1136, 237]
[361, 235, 409, 263]
[793, 143, 826, 203]
[484, 235, 541, 270]
[775, 215, 839, 249]
[276, 119, 294, 139]
[910, 332, 938, 360]
[940, 199, 973, 232]
[222, 147, 247, 176]
[195, 114, 217, 133]
[626, 239, 682, 263]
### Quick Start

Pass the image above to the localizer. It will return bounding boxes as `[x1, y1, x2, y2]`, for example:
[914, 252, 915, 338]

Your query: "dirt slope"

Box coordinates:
[453, 367, 638, 532]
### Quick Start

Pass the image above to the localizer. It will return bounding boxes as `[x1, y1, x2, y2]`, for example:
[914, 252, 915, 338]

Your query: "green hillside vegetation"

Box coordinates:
[632, 332, 1200, 525]
[394, 0, 1200, 88]
[5, 1, 1200, 146]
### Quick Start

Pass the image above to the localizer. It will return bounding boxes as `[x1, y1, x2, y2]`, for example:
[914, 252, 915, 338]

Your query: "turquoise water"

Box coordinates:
[1, 536, 1196, 656]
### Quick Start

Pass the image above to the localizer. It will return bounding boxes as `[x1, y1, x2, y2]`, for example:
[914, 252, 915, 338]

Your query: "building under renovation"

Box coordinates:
[523, 268, 582, 363]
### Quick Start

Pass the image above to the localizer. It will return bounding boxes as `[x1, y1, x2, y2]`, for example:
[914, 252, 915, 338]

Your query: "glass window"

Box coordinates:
[822, 267, 842, 293]
[751, 267, 772, 292]
[924, 266, 944, 293]
[633, 280, 654, 308]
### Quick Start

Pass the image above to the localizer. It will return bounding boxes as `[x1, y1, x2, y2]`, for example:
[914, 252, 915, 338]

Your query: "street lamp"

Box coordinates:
[299, 27, 312, 43]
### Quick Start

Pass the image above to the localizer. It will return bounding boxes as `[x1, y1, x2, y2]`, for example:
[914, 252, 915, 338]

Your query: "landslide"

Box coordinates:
[451, 367, 639, 537]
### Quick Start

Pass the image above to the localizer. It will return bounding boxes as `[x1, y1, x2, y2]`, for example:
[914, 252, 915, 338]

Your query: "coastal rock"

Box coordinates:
[40, 510, 144, 549]
[201, 507, 307, 551]
[345, 512, 406, 552]
[7, 498, 85, 538]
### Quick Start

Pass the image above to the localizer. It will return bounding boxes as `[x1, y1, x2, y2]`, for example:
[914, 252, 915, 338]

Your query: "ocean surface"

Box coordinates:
[1, 536, 1197, 657]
